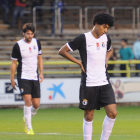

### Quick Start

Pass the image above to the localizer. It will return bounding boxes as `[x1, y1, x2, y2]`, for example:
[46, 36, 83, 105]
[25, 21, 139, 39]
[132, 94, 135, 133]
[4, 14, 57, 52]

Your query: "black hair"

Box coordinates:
[121, 39, 128, 44]
[22, 23, 35, 33]
[92, 12, 114, 27]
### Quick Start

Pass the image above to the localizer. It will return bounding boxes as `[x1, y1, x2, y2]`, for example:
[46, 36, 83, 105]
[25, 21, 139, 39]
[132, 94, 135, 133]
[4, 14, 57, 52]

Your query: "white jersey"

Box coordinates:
[11, 38, 42, 80]
[67, 32, 112, 87]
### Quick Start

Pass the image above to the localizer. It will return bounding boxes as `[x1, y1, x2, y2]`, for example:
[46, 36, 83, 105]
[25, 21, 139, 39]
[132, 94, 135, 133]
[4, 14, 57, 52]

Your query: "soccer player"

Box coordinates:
[10, 23, 44, 135]
[59, 12, 117, 140]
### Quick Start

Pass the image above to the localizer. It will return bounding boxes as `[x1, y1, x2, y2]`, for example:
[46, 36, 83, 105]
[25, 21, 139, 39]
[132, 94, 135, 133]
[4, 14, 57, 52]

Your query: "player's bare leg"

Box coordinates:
[100, 104, 117, 140]
[23, 94, 34, 134]
[31, 98, 40, 117]
[104, 104, 117, 119]
[83, 110, 94, 140]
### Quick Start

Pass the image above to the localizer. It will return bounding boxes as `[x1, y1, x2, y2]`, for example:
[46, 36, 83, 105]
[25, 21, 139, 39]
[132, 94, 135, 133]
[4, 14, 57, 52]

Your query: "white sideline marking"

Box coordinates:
[0, 132, 138, 137]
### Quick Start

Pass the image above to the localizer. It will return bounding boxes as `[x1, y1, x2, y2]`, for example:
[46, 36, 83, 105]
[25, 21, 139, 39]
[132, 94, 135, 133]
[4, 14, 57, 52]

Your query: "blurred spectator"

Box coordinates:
[11, 0, 26, 28]
[133, 35, 140, 76]
[107, 49, 117, 77]
[0, 0, 12, 24]
[119, 39, 134, 77]
[31, 0, 44, 22]
[50, 0, 65, 36]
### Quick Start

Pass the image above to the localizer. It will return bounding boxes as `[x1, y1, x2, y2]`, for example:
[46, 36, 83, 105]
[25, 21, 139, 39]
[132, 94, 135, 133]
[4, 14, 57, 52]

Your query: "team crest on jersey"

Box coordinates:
[29, 47, 32, 53]
[96, 43, 100, 50]
[20, 88, 24, 93]
[102, 42, 105, 47]
[82, 99, 88, 105]
[33, 45, 36, 50]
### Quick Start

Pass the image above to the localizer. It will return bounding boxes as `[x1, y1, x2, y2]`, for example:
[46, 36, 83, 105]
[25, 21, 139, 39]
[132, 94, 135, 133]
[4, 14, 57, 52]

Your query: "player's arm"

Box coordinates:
[106, 47, 113, 63]
[106, 35, 113, 65]
[59, 44, 85, 72]
[10, 59, 17, 90]
[38, 55, 44, 83]
[10, 43, 19, 90]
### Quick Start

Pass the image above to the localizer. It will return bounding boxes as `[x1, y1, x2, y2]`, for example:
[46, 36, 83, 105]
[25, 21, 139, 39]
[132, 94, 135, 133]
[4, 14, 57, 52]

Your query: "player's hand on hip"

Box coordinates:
[106, 63, 108, 68]
[11, 80, 17, 90]
[39, 74, 44, 83]
[79, 62, 85, 73]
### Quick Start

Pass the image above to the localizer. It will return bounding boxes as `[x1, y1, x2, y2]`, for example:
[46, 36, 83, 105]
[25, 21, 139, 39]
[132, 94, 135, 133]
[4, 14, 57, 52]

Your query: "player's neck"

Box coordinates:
[24, 38, 32, 44]
[91, 27, 100, 39]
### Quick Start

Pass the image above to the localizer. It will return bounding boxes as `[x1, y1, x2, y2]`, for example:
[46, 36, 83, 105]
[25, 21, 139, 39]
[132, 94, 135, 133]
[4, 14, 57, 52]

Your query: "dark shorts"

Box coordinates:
[17, 78, 40, 98]
[79, 83, 116, 110]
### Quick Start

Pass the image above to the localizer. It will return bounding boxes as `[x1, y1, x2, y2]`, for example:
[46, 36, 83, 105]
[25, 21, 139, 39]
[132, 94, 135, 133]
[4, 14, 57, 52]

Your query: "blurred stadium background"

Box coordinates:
[0, 0, 140, 139]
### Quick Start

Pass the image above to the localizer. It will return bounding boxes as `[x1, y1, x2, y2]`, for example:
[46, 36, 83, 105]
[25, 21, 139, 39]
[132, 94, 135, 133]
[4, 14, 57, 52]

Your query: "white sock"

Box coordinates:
[24, 106, 32, 130]
[100, 115, 116, 140]
[83, 119, 93, 140]
[31, 106, 39, 117]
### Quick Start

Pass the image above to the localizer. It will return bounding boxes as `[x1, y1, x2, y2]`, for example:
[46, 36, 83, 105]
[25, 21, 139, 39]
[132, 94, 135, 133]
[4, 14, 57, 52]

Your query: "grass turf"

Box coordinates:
[0, 106, 140, 140]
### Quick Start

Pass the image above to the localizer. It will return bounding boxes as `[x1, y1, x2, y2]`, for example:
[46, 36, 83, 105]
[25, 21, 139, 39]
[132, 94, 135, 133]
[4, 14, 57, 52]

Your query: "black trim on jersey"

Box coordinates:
[106, 35, 112, 80]
[106, 69, 110, 80]
[36, 39, 41, 77]
[107, 35, 111, 51]
[12, 43, 22, 78]
[12, 43, 20, 59]
[68, 34, 87, 85]
[37, 39, 41, 55]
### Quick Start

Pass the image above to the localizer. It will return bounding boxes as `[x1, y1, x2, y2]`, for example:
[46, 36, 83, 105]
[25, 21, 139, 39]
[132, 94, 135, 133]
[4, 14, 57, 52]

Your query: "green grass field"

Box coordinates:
[0, 106, 140, 140]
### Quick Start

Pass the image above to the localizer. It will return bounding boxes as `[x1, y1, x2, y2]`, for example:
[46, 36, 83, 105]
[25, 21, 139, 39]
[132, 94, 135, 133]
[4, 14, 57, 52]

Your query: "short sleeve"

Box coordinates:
[37, 39, 42, 55]
[67, 34, 85, 51]
[107, 35, 112, 51]
[11, 43, 20, 60]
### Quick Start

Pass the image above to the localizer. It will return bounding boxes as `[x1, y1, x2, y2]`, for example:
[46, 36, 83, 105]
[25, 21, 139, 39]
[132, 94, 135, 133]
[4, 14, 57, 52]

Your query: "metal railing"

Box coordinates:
[58, 6, 83, 32]
[108, 60, 140, 77]
[1, 60, 140, 77]
[85, 6, 109, 30]
[33, 6, 54, 32]
[33, 6, 83, 34]
[111, 6, 135, 34]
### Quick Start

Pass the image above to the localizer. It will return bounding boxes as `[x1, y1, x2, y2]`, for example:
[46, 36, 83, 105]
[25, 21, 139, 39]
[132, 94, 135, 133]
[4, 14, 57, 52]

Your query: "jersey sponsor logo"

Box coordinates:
[47, 83, 65, 100]
[102, 42, 105, 47]
[33, 45, 36, 50]
[82, 99, 88, 105]
[96, 43, 100, 50]
[29, 47, 32, 53]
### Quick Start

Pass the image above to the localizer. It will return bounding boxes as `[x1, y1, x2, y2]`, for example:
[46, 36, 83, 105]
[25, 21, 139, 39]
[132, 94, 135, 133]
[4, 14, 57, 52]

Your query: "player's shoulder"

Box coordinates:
[101, 34, 111, 40]
[12, 42, 20, 51]
[31, 38, 38, 43]
[13, 39, 22, 48]
[76, 33, 85, 39]
[17, 38, 24, 44]
[84, 31, 90, 36]
[32, 38, 41, 44]
[32, 37, 36, 40]
[107, 34, 111, 40]
[71, 33, 85, 43]
[84, 31, 94, 38]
